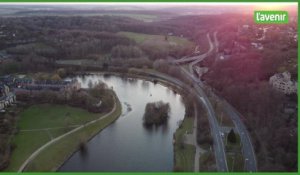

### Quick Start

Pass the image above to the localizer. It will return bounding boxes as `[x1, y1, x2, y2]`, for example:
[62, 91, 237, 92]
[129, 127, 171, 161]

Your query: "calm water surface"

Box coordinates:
[59, 74, 185, 172]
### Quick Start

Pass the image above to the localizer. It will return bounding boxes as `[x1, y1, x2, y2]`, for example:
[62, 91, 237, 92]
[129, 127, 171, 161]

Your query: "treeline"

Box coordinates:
[17, 82, 114, 113]
[219, 83, 297, 171]
[0, 15, 171, 40]
[46, 30, 135, 59]
[203, 48, 297, 171]
[0, 15, 197, 76]
[0, 112, 18, 170]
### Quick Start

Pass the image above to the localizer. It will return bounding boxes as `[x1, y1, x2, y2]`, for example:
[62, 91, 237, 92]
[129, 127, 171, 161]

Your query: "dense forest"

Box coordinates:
[202, 16, 297, 171]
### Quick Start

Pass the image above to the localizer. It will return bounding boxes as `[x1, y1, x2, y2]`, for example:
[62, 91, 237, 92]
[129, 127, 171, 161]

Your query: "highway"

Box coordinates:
[180, 67, 228, 172]
[176, 31, 257, 172]
[223, 100, 257, 172]
[170, 32, 229, 171]
[56, 30, 257, 172]
[130, 69, 227, 171]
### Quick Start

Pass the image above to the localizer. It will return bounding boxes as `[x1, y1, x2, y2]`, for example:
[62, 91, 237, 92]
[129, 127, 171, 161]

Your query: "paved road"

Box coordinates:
[170, 33, 228, 171]
[56, 31, 257, 171]
[175, 33, 213, 64]
[129, 69, 227, 172]
[18, 98, 118, 172]
[189, 32, 215, 74]
[142, 69, 229, 172]
[223, 99, 257, 172]
[200, 31, 257, 172]
[182, 70, 228, 172]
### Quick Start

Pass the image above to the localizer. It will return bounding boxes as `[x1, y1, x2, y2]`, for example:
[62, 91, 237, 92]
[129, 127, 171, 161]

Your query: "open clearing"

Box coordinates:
[118, 31, 195, 50]
[6, 104, 109, 171]
[24, 99, 122, 171]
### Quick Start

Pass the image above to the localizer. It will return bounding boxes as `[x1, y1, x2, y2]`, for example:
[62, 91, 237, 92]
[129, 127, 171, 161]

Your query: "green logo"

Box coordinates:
[254, 11, 288, 24]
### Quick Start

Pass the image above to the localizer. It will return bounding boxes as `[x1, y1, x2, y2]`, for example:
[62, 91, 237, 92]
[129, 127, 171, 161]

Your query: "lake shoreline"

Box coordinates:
[22, 91, 122, 172]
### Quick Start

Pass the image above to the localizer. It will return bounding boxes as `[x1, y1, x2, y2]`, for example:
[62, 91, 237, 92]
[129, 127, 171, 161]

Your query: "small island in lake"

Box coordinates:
[143, 101, 170, 126]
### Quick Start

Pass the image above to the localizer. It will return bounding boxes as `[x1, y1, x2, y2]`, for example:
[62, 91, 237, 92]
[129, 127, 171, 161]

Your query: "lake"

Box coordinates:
[59, 74, 185, 172]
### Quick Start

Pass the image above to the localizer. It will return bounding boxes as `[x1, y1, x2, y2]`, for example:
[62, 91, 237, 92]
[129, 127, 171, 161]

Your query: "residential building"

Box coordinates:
[1, 75, 81, 93]
[0, 82, 16, 110]
[269, 71, 297, 94]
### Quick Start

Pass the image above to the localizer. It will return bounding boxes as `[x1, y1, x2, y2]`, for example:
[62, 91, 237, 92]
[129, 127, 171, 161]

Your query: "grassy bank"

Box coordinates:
[23, 97, 122, 171]
[17, 104, 101, 129]
[226, 153, 244, 172]
[173, 117, 195, 171]
[225, 133, 244, 172]
[6, 104, 104, 171]
[199, 151, 217, 171]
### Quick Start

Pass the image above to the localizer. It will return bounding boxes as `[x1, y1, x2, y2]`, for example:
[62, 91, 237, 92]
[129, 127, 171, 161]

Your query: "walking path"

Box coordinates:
[18, 99, 117, 172]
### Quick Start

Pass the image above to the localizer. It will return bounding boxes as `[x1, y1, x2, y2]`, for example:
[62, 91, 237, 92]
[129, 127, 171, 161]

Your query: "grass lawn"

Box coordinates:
[6, 131, 50, 171]
[225, 132, 244, 172]
[199, 151, 217, 171]
[49, 128, 75, 139]
[118, 32, 195, 50]
[5, 104, 111, 171]
[174, 117, 195, 171]
[226, 153, 244, 172]
[24, 98, 122, 171]
[174, 144, 195, 172]
[17, 104, 102, 129]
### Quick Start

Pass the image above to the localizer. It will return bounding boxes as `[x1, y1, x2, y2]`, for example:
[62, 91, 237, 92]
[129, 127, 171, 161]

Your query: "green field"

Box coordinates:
[6, 104, 116, 171]
[227, 153, 244, 172]
[118, 31, 195, 49]
[17, 104, 101, 129]
[199, 151, 216, 171]
[174, 117, 195, 171]
[24, 99, 122, 171]
[225, 132, 244, 172]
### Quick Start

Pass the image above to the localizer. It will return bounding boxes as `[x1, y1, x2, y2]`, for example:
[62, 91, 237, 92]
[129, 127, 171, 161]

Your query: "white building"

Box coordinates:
[269, 71, 297, 94]
[0, 83, 16, 110]
[251, 42, 264, 50]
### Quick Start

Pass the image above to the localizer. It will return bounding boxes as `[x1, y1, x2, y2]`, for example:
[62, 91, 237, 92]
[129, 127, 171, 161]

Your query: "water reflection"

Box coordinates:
[60, 74, 185, 172]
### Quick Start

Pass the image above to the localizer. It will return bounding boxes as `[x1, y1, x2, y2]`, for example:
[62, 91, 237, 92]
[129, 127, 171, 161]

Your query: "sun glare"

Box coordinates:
[254, 3, 290, 10]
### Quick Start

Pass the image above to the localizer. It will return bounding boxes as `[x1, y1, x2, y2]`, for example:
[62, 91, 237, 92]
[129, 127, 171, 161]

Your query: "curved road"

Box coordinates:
[175, 33, 213, 64]
[56, 30, 257, 172]
[132, 69, 228, 172]
[188, 32, 215, 74]
[180, 31, 257, 172]
[223, 99, 257, 171]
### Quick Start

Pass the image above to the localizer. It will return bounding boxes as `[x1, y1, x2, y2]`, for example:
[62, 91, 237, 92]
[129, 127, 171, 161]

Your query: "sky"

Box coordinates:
[0, 2, 297, 15]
